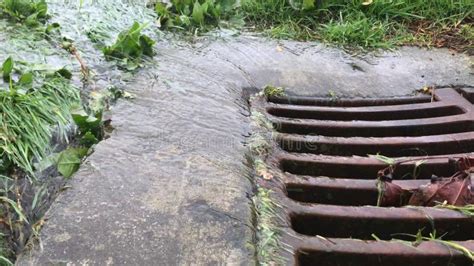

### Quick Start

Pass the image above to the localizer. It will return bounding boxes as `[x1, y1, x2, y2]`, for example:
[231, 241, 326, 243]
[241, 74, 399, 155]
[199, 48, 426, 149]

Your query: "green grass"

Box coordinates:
[148, 0, 473, 50]
[436, 203, 474, 217]
[387, 229, 474, 262]
[241, 0, 473, 50]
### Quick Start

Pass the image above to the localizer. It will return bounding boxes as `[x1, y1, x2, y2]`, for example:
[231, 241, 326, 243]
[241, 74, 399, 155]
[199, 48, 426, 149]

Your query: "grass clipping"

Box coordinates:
[253, 188, 284, 265]
[249, 91, 285, 265]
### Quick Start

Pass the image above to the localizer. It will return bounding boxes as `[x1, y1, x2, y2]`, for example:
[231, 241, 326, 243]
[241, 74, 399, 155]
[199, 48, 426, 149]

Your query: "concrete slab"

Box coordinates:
[18, 36, 473, 265]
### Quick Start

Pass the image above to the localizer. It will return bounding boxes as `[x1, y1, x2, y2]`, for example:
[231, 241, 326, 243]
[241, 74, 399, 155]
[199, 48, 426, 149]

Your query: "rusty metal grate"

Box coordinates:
[254, 88, 474, 266]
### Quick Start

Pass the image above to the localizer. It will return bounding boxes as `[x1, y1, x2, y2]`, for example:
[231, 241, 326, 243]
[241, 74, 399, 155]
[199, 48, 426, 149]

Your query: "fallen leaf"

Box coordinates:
[408, 172, 473, 206]
[377, 177, 413, 207]
[57, 147, 89, 178]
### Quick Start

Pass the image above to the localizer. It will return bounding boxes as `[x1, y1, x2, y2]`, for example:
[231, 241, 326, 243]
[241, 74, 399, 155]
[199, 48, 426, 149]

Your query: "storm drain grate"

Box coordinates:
[253, 88, 474, 266]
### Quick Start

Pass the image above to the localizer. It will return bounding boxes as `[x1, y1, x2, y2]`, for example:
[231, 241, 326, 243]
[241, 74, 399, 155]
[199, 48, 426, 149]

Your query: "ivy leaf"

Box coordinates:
[57, 147, 88, 178]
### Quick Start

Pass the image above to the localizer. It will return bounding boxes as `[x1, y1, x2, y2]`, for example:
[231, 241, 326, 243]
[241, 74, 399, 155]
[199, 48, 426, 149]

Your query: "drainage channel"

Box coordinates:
[252, 88, 474, 266]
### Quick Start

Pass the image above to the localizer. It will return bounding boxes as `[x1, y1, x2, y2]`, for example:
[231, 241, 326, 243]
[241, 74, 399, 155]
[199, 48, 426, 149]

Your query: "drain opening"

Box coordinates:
[267, 104, 464, 121]
[280, 159, 455, 180]
[286, 179, 429, 206]
[297, 249, 473, 266]
[268, 94, 433, 107]
[273, 119, 474, 137]
[290, 209, 473, 240]
[278, 133, 474, 156]
[286, 184, 379, 206]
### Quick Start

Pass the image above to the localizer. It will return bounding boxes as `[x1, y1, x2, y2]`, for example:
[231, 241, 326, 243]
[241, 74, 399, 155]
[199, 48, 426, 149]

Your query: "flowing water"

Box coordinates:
[0, 0, 472, 264]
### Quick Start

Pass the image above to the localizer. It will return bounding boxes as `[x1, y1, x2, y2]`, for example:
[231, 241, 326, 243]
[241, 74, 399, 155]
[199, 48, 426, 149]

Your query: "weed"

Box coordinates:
[263, 85, 285, 97]
[154, 0, 240, 32]
[328, 90, 338, 101]
[53, 89, 117, 178]
[0, 57, 80, 177]
[0, 0, 48, 25]
[103, 22, 155, 70]
[88, 86, 134, 116]
[53, 86, 131, 178]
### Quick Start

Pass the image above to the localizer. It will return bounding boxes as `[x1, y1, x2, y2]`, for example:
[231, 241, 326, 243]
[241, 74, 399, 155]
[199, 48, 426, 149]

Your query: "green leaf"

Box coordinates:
[103, 22, 154, 69]
[192, 1, 205, 25]
[155, 2, 170, 16]
[2, 57, 13, 81]
[139, 35, 155, 57]
[302, 0, 315, 10]
[80, 131, 99, 147]
[57, 147, 88, 178]
[178, 14, 191, 26]
[56, 68, 72, 79]
[71, 107, 102, 139]
[35, 0, 48, 18]
[18, 72, 33, 85]
[2, 0, 48, 23]
[25, 12, 40, 26]
[45, 22, 61, 34]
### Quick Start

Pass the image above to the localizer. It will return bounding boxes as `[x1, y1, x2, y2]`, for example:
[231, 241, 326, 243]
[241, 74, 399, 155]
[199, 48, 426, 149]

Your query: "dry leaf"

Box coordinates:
[378, 179, 413, 207]
[408, 172, 473, 206]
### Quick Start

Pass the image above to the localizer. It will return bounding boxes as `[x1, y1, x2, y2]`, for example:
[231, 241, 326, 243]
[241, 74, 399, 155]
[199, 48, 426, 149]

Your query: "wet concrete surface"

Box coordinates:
[17, 35, 473, 265]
